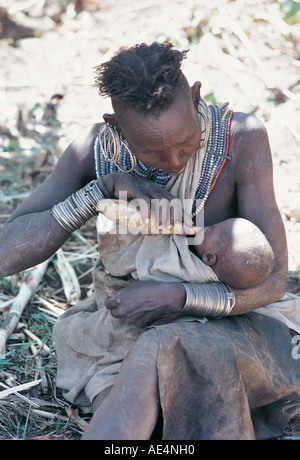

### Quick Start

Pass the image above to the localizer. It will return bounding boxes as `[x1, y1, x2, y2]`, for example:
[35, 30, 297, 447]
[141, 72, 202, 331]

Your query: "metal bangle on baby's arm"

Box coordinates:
[181, 281, 236, 318]
[51, 180, 104, 233]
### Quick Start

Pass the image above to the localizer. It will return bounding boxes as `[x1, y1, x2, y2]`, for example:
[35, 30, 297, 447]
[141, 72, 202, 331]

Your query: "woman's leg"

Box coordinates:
[82, 329, 160, 440]
[154, 314, 299, 440]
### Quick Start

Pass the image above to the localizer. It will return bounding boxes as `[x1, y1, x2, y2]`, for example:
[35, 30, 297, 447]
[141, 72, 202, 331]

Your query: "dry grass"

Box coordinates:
[0, 222, 96, 440]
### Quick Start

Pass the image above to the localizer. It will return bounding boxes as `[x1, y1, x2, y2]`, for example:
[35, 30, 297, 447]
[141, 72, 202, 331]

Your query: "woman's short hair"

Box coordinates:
[94, 42, 189, 114]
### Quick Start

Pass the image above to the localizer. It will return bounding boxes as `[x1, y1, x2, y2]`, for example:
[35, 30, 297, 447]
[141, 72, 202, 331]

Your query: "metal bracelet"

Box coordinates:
[181, 281, 236, 318]
[51, 180, 104, 233]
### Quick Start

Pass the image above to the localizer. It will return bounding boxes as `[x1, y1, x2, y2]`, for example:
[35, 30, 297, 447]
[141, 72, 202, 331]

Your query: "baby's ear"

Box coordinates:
[201, 253, 217, 266]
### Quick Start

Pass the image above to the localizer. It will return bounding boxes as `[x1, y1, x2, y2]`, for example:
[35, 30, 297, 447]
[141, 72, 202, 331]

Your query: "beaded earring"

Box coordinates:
[197, 98, 210, 151]
[99, 123, 137, 173]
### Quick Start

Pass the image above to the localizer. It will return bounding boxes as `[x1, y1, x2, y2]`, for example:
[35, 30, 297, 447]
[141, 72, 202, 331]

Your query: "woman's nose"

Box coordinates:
[166, 153, 185, 173]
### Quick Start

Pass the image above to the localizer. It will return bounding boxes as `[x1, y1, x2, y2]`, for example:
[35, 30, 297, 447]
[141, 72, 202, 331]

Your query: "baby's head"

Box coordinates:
[194, 218, 274, 289]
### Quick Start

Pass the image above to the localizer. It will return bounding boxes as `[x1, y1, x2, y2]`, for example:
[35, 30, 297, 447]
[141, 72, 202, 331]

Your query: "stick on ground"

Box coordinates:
[0, 259, 50, 356]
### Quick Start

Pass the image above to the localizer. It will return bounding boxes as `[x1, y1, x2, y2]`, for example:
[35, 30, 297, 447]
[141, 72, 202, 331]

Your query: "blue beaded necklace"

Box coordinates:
[94, 103, 233, 216]
[193, 103, 232, 216]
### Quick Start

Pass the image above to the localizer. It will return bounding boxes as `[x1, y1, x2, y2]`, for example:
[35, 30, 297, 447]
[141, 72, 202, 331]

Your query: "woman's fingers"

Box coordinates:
[106, 289, 115, 298]
[99, 172, 195, 233]
[105, 289, 120, 310]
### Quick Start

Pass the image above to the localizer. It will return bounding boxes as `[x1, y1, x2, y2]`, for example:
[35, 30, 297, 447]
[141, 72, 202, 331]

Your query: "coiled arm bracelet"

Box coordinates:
[181, 282, 236, 318]
[51, 180, 104, 233]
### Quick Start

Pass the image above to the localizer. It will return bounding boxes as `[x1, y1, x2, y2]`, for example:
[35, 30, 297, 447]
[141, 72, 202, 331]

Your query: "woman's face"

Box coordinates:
[116, 90, 202, 176]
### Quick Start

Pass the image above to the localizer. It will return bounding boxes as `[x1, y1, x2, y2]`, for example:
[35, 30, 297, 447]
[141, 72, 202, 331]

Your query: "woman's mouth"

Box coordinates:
[169, 166, 185, 176]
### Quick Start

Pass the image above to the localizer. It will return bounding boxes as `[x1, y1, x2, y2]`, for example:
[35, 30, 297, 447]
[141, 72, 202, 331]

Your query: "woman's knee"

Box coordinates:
[129, 328, 160, 366]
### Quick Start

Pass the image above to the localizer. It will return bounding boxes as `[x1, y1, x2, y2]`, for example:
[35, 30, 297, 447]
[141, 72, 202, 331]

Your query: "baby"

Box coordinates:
[98, 199, 274, 290]
[193, 217, 274, 289]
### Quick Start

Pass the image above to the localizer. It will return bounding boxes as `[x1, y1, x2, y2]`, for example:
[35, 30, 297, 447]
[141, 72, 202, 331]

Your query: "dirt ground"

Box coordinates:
[0, 0, 299, 440]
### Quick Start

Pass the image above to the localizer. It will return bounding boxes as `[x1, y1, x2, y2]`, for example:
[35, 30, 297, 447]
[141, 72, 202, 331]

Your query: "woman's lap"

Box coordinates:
[148, 312, 300, 439]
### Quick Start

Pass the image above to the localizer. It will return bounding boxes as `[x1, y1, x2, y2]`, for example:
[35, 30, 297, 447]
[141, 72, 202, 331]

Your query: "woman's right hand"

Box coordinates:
[98, 172, 194, 230]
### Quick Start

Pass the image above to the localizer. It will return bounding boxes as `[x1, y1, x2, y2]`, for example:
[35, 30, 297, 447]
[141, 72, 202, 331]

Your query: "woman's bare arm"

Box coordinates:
[0, 123, 185, 277]
[227, 113, 287, 314]
[0, 124, 99, 277]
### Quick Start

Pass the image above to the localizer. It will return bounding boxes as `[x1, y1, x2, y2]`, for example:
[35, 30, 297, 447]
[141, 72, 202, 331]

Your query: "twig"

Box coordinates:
[65, 406, 89, 431]
[0, 382, 40, 407]
[31, 409, 67, 421]
[35, 354, 48, 394]
[66, 252, 98, 263]
[0, 298, 14, 311]
[22, 327, 51, 354]
[37, 307, 59, 321]
[0, 192, 31, 202]
[0, 379, 42, 400]
[78, 266, 94, 280]
[64, 242, 98, 261]
[0, 294, 13, 300]
[55, 248, 81, 305]
[0, 259, 50, 356]
[72, 230, 91, 245]
[35, 295, 65, 316]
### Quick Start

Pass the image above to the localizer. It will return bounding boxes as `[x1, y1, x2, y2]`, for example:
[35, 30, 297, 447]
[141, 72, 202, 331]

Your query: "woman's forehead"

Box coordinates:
[119, 95, 200, 150]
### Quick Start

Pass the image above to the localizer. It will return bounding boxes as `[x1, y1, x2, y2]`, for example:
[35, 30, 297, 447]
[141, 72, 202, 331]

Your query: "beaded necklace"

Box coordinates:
[94, 103, 233, 216]
[192, 103, 232, 216]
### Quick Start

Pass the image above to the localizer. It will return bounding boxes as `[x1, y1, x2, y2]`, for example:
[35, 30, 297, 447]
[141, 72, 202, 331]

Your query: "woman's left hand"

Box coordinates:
[104, 281, 186, 328]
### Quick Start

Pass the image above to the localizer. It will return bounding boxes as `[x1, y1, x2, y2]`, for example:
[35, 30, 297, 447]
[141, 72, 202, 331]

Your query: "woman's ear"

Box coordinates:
[201, 252, 218, 266]
[103, 113, 119, 128]
[191, 81, 202, 108]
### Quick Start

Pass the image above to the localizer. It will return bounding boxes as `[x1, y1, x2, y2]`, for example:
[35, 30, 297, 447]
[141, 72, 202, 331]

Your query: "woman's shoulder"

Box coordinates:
[230, 111, 267, 138]
[65, 122, 104, 180]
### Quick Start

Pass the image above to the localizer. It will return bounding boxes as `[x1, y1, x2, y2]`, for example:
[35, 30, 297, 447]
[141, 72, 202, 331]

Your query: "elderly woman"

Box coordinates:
[0, 42, 299, 440]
